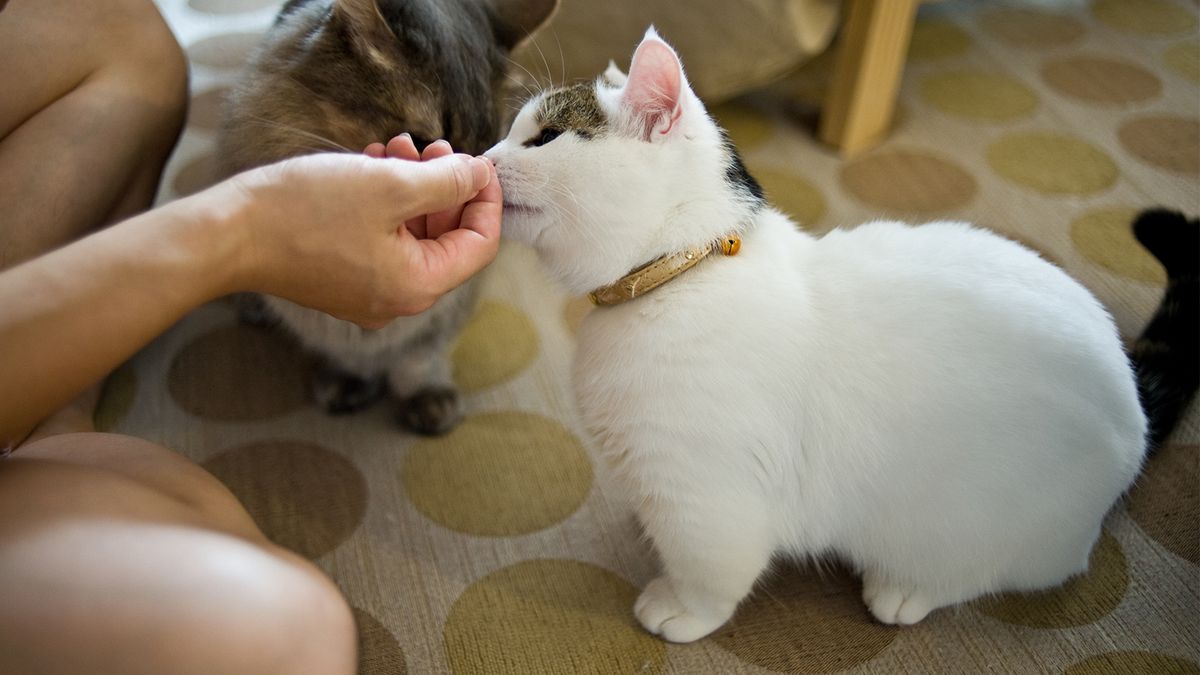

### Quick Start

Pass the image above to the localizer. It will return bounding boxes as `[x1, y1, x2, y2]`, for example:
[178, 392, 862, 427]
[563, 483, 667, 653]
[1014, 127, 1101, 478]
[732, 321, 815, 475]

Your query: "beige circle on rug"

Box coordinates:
[920, 71, 1038, 121]
[189, 0, 279, 13]
[1042, 56, 1162, 105]
[974, 531, 1128, 628]
[753, 166, 827, 228]
[1118, 115, 1200, 175]
[711, 102, 774, 150]
[203, 440, 367, 558]
[168, 324, 307, 421]
[189, 87, 230, 131]
[841, 149, 976, 215]
[353, 607, 408, 675]
[1070, 206, 1167, 284]
[451, 300, 539, 394]
[1128, 444, 1199, 566]
[563, 296, 593, 335]
[94, 362, 138, 432]
[188, 32, 264, 69]
[170, 153, 220, 198]
[1093, 0, 1198, 36]
[403, 412, 592, 536]
[1065, 651, 1200, 675]
[1165, 42, 1200, 83]
[713, 564, 898, 673]
[980, 7, 1086, 48]
[987, 132, 1117, 195]
[444, 559, 666, 675]
[908, 19, 972, 60]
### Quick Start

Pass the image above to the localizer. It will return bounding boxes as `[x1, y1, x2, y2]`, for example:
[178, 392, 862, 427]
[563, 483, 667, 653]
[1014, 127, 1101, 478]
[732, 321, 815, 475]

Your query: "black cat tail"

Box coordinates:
[1129, 208, 1199, 454]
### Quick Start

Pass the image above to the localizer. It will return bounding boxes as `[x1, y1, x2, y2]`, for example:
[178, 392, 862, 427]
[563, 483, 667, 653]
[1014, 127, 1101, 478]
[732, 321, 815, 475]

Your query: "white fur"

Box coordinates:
[486, 29, 1147, 643]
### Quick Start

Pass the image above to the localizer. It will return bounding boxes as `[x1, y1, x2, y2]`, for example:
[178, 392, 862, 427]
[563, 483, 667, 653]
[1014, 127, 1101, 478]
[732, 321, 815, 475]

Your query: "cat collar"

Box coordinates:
[588, 235, 742, 307]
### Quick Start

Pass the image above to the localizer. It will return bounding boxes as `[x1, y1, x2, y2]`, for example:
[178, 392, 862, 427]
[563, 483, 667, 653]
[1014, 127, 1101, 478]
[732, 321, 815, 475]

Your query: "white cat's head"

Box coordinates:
[485, 27, 763, 294]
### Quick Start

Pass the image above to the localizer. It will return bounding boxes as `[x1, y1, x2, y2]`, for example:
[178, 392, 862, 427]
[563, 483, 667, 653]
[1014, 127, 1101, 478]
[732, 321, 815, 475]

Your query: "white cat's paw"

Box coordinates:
[634, 577, 730, 643]
[866, 583, 935, 625]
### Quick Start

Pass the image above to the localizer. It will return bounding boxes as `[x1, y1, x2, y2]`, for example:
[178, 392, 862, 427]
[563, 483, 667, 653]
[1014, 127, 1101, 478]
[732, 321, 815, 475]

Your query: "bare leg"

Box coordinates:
[0, 0, 188, 444]
[0, 0, 188, 268]
[0, 424, 357, 674]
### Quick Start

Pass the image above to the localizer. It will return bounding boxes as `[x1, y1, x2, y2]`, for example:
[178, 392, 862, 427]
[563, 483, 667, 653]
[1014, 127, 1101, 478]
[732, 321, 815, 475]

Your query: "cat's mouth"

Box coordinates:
[503, 202, 542, 215]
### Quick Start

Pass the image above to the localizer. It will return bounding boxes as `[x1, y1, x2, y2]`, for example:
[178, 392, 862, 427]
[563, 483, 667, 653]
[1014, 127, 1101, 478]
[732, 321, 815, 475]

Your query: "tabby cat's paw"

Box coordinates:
[312, 371, 387, 415]
[634, 576, 730, 643]
[397, 387, 462, 436]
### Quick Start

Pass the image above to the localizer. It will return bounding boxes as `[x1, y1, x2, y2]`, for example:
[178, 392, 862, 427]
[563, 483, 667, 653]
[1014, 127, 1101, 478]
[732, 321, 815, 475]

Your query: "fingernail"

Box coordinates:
[467, 156, 490, 189]
[399, 132, 411, 139]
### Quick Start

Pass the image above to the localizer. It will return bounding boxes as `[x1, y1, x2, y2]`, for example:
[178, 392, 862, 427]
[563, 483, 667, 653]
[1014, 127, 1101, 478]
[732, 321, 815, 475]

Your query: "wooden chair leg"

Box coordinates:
[818, 0, 920, 156]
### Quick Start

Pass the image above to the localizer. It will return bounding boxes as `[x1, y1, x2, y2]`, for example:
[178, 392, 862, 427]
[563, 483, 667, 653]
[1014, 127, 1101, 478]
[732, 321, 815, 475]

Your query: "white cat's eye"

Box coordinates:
[526, 127, 562, 148]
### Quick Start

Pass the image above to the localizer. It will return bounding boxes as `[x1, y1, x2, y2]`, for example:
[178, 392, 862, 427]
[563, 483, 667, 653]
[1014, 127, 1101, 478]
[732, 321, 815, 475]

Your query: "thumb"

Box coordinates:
[399, 153, 492, 217]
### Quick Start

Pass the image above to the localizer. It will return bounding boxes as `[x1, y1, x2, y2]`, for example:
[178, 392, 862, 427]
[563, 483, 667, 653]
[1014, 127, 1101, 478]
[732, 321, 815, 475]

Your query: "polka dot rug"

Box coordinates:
[116, 1, 1200, 672]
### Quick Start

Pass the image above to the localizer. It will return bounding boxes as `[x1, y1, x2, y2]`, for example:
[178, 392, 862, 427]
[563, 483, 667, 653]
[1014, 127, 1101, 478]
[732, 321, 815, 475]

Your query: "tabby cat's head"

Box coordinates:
[220, 0, 558, 173]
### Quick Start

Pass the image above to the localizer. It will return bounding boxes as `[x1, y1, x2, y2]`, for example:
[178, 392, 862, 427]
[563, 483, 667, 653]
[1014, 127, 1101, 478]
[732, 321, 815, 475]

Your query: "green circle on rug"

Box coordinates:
[204, 440, 367, 558]
[451, 301, 539, 393]
[841, 149, 976, 214]
[444, 559, 666, 675]
[713, 564, 898, 673]
[1070, 206, 1167, 284]
[974, 531, 1128, 629]
[1065, 650, 1200, 675]
[1093, 0, 1197, 36]
[94, 362, 138, 432]
[189, 87, 231, 131]
[1165, 42, 1200, 83]
[908, 20, 972, 60]
[1128, 444, 1199, 565]
[980, 7, 1086, 48]
[988, 132, 1117, 195]
[403, 412, 592, 536]
[711, 103, 773, 150]
[189, 0, 278, 13]
[921, 71, 1037, 121]
[753, 166, 827, 228]
[354, 607, 408, 675]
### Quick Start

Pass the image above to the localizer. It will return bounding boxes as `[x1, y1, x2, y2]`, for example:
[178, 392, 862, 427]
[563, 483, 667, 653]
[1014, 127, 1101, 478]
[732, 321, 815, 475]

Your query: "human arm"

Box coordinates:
[0, 151, 500, 447]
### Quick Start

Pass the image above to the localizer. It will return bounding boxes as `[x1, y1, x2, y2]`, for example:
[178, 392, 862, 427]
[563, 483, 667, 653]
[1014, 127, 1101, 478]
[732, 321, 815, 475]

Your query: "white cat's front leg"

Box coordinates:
[634, 498, 772, 643]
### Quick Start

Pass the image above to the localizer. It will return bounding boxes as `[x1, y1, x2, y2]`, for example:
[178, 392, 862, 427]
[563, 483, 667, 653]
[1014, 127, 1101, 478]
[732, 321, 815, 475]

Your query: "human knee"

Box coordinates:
[100, 0, 190, 126]
[178, 538, 358, 675]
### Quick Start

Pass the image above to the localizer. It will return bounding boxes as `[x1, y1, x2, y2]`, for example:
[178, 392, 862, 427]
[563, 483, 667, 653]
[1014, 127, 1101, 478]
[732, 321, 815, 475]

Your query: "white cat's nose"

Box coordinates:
[483, 141, 504, 164]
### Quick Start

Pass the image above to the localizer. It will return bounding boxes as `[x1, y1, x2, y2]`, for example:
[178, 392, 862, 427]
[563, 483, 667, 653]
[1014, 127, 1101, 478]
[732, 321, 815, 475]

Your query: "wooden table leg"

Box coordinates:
[818, 0, 920, 156]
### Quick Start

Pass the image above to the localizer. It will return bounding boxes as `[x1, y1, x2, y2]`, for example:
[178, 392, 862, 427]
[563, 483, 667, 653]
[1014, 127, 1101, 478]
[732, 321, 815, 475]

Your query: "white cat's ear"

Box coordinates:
[621, 27, 687, 141]
[602, 60, 628, 87]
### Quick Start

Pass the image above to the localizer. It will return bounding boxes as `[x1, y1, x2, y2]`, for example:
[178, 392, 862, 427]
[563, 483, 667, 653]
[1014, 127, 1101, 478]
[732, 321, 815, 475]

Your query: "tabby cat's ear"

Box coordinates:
[332, 0, 396, 42]
[487, 0, 560, 51]
[622, 27, 687, 142]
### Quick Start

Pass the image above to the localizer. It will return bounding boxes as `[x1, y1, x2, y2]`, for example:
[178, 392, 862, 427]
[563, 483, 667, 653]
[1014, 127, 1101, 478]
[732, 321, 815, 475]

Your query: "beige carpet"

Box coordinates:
[113, 0, 1200, 672]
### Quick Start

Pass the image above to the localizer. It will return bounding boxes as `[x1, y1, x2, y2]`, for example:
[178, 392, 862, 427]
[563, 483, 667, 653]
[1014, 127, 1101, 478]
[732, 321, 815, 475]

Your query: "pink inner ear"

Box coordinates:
[622, 38, 683, 138]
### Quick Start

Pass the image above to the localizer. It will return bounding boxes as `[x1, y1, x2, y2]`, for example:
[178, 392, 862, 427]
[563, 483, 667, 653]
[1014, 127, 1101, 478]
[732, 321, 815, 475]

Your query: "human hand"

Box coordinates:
[227, 147, 501, 328]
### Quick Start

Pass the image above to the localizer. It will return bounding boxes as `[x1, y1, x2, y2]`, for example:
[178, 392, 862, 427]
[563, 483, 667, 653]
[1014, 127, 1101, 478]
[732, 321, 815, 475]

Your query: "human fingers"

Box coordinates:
[421, 139, 453, 161]
[364, 142, 386, 158]
[396, 154, 491, 218]
[385, 133, 420, 161]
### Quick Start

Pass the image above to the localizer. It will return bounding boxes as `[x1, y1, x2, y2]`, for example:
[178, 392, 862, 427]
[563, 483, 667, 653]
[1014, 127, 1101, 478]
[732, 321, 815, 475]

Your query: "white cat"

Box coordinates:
[485, 29, 1163, 643]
